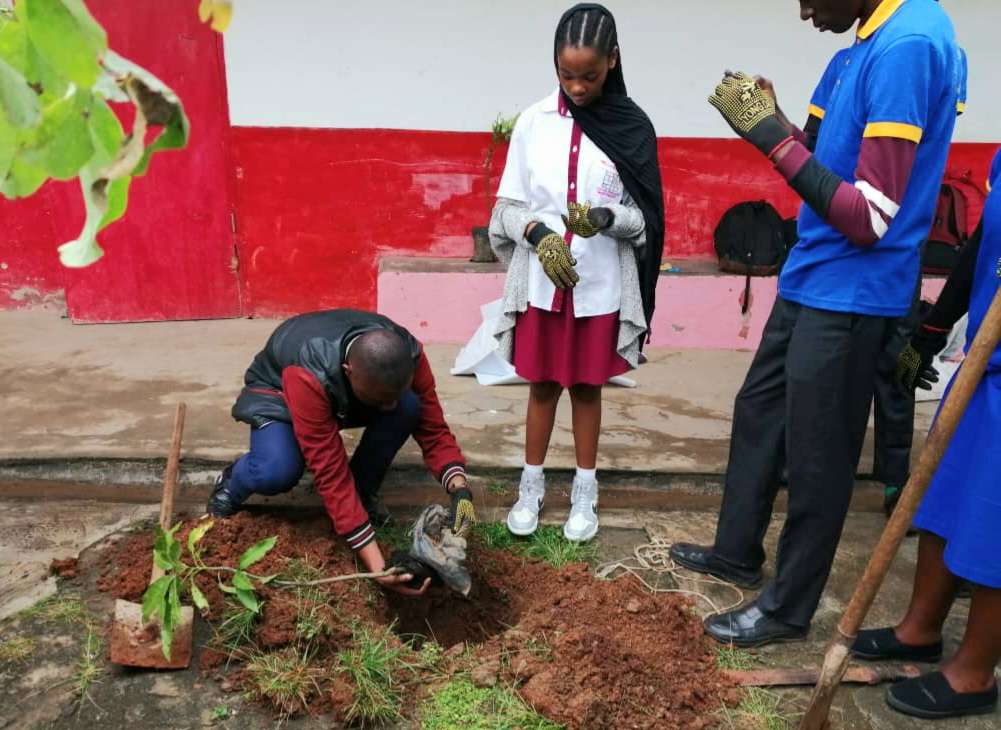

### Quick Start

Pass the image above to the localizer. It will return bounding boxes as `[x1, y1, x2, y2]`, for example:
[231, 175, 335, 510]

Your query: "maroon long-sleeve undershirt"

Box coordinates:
[773, 134, 918, 247]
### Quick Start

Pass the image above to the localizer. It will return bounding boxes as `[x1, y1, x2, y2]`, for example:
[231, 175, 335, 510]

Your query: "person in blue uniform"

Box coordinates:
[851, 149, 1001, 720]
[670, 0, 962, 647]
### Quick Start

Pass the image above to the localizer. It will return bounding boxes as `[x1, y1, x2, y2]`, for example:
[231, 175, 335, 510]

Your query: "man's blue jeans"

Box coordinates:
[226, 391, 421, 505]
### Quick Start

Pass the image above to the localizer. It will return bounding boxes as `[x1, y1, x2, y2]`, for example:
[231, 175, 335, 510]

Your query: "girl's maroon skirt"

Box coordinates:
[512, 292, 630, 387]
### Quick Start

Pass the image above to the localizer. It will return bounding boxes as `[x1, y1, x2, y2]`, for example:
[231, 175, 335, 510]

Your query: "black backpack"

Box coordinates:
[714, 201, 790, 276]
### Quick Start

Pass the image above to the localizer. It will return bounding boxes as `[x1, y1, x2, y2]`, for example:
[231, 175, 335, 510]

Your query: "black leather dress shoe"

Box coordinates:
[669, 543, 763, 589]
[360, 493, 393, 528]
[704, 602, 808, 648]
[206, 463, 240, 518]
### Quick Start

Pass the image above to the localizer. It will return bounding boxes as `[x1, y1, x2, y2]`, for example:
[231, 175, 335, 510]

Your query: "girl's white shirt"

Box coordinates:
[497, 89, 625, 317]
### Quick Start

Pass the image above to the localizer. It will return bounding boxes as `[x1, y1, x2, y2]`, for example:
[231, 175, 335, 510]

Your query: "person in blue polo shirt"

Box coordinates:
[849, 149, 1001, 720]
[670, 0, 962, 647]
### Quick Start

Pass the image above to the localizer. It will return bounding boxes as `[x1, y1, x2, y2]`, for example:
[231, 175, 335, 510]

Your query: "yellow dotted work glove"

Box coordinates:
[448, 488, 477, 538]
[536, 233, 580, 289]
[561, 202, 615, 239]
[708, 71, 787, 155]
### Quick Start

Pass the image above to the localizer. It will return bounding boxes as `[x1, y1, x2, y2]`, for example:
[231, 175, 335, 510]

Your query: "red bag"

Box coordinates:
[923, 169, 986, 275]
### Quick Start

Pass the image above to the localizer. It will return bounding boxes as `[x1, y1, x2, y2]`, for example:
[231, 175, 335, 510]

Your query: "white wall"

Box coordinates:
[224, 0, 998, 142]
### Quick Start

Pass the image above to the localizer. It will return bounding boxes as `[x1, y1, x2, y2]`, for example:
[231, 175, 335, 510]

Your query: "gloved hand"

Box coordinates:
[895, 324, 948, 391]
[448, 486, 476, 537]
[386, 550, 440, 590]
[527, 223, 579, 289]
[411, 504, 472, 596]
[561, 202, 615, 239]
[708, 71, 789, 156]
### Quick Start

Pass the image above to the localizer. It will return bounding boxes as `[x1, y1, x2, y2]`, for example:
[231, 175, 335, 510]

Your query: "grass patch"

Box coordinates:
[245, 645, 324, 720]
[21, 594, 92, 626]
[214, 601, 259, 653]
[337, 624, 418, 725]
[0, 635, 35, 663]
[421, 678, 562, 730]
[279, 556, 325, 584]
[472, 522, 517, 551]
[74, 627, 105, 711]
[375, 522, 412, 553]
[716, 645, 758, 671]
[294, 587, 334, 645]
[472, 523, 598, 568]
[486, 481, 509, 496]
[521, 526, 598, 568]
[720, 688, 794, 730]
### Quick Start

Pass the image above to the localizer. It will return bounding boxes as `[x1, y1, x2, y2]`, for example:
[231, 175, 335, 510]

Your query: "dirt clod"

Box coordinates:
[49, 557, 78, 579]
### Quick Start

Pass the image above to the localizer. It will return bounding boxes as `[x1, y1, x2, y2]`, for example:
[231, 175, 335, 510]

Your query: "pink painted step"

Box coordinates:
[377, 257, 945, 350]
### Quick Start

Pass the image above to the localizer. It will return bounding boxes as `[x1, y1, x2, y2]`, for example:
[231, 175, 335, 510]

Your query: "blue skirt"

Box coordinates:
[914, 371, 1001, 588]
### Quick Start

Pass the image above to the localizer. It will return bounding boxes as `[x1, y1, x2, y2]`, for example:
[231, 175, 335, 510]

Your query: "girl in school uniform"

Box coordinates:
[489, 3, 663, 542]
[852, 148, 1001, 720]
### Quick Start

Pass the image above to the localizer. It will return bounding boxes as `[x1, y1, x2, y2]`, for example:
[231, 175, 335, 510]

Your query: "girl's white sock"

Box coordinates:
[523, 463, 544, 477]
[576, 466, 597, 482]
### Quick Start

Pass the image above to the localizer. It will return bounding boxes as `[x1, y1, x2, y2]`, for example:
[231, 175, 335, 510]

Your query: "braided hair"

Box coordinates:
[556, 4, 618, 57]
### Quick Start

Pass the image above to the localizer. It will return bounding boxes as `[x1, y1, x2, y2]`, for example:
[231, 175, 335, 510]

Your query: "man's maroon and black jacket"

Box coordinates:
[231, 309, 466, 551]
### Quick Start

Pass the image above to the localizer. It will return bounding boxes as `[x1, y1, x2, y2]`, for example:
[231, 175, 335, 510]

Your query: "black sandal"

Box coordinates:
[887, 671, 999, 719]
[851, 627, 942, 662]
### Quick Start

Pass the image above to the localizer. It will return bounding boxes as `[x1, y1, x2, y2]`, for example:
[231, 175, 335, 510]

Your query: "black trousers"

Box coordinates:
[713, 297, 889, 628]
[872, 281, 923, 487]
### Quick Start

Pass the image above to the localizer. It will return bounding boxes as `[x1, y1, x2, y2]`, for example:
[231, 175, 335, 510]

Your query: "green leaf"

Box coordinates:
[186, 520, 215, 557]
[1, 155, 47, 198]
[0, 57, 40, 128]
[257, 574, 278, 585]
[159, 578, 181, 660]
[21, 0, 106, 88]
[189, 583, 209, 612]
[141, 575, 173, 624]
[231, 571, 254, 591]
[153, 551, 175, 572]
[101, 51, 189, 176]
[234, 588, 260, 613]
[21, 88, 93, 179]
[238, 537, 277, 570]
[217, 582, 237, 595]
[86, 96, 124, 168]
[0, 16, 30, 75]
[0, 117, 15, 183]
[97, 175, 129, 230]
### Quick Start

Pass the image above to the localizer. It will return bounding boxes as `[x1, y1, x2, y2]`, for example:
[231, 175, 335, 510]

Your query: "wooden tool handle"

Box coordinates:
[800, 286, 1001, 730]
[151, 403, 186, 583]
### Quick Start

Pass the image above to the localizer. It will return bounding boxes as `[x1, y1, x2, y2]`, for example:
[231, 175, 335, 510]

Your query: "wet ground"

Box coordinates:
[0, 496, 997, 729]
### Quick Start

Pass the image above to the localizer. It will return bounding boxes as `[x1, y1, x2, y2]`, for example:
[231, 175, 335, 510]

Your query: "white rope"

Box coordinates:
[594, 537, 745, 617]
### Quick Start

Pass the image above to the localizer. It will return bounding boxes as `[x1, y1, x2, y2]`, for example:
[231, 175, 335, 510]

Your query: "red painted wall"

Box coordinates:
[230, 127, 997, 316]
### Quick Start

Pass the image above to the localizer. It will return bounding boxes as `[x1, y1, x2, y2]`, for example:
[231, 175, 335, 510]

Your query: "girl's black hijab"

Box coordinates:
[555, 3, 665, 334]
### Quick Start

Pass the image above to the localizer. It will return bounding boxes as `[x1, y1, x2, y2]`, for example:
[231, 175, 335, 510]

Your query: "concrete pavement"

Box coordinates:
[1, 309, 938, 480]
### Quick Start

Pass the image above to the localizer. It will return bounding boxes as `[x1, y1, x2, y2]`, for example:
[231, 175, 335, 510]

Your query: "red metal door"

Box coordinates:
[56, 0, 241, 322]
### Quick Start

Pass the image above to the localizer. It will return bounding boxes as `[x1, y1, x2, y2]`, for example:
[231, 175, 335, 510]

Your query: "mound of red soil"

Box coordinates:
[95, 512, 733, 729]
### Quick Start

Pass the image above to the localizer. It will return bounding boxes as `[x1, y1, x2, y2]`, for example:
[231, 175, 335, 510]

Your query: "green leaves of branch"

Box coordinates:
[141, 522, 278, 660]
[0, 0, 189, 268]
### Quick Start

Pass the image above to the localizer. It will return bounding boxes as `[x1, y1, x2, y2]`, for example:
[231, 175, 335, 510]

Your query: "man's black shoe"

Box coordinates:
[887, 672, 998, 719]
[669, 543, 763, 589]
[703, 602, 808, 648]
[361, 493, 393, 529]
[851, 627, 942, 663]
[206, 463, 240, 518]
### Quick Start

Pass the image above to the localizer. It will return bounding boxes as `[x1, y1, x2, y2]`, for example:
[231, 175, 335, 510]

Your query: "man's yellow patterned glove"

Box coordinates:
[561, 202, 615, 239]
[708, 72, 788, 156]
[448, 487, 476, 537]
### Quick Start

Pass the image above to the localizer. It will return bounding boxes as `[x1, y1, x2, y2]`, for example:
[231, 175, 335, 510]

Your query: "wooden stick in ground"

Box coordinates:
[151, 402, 186, 583]
[799, 286, 1001, 730]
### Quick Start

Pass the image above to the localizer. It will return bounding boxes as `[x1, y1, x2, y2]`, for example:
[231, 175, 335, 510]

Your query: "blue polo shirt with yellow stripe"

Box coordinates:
[780, 0, 961, 317]
[973, 148, 1001, 374]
